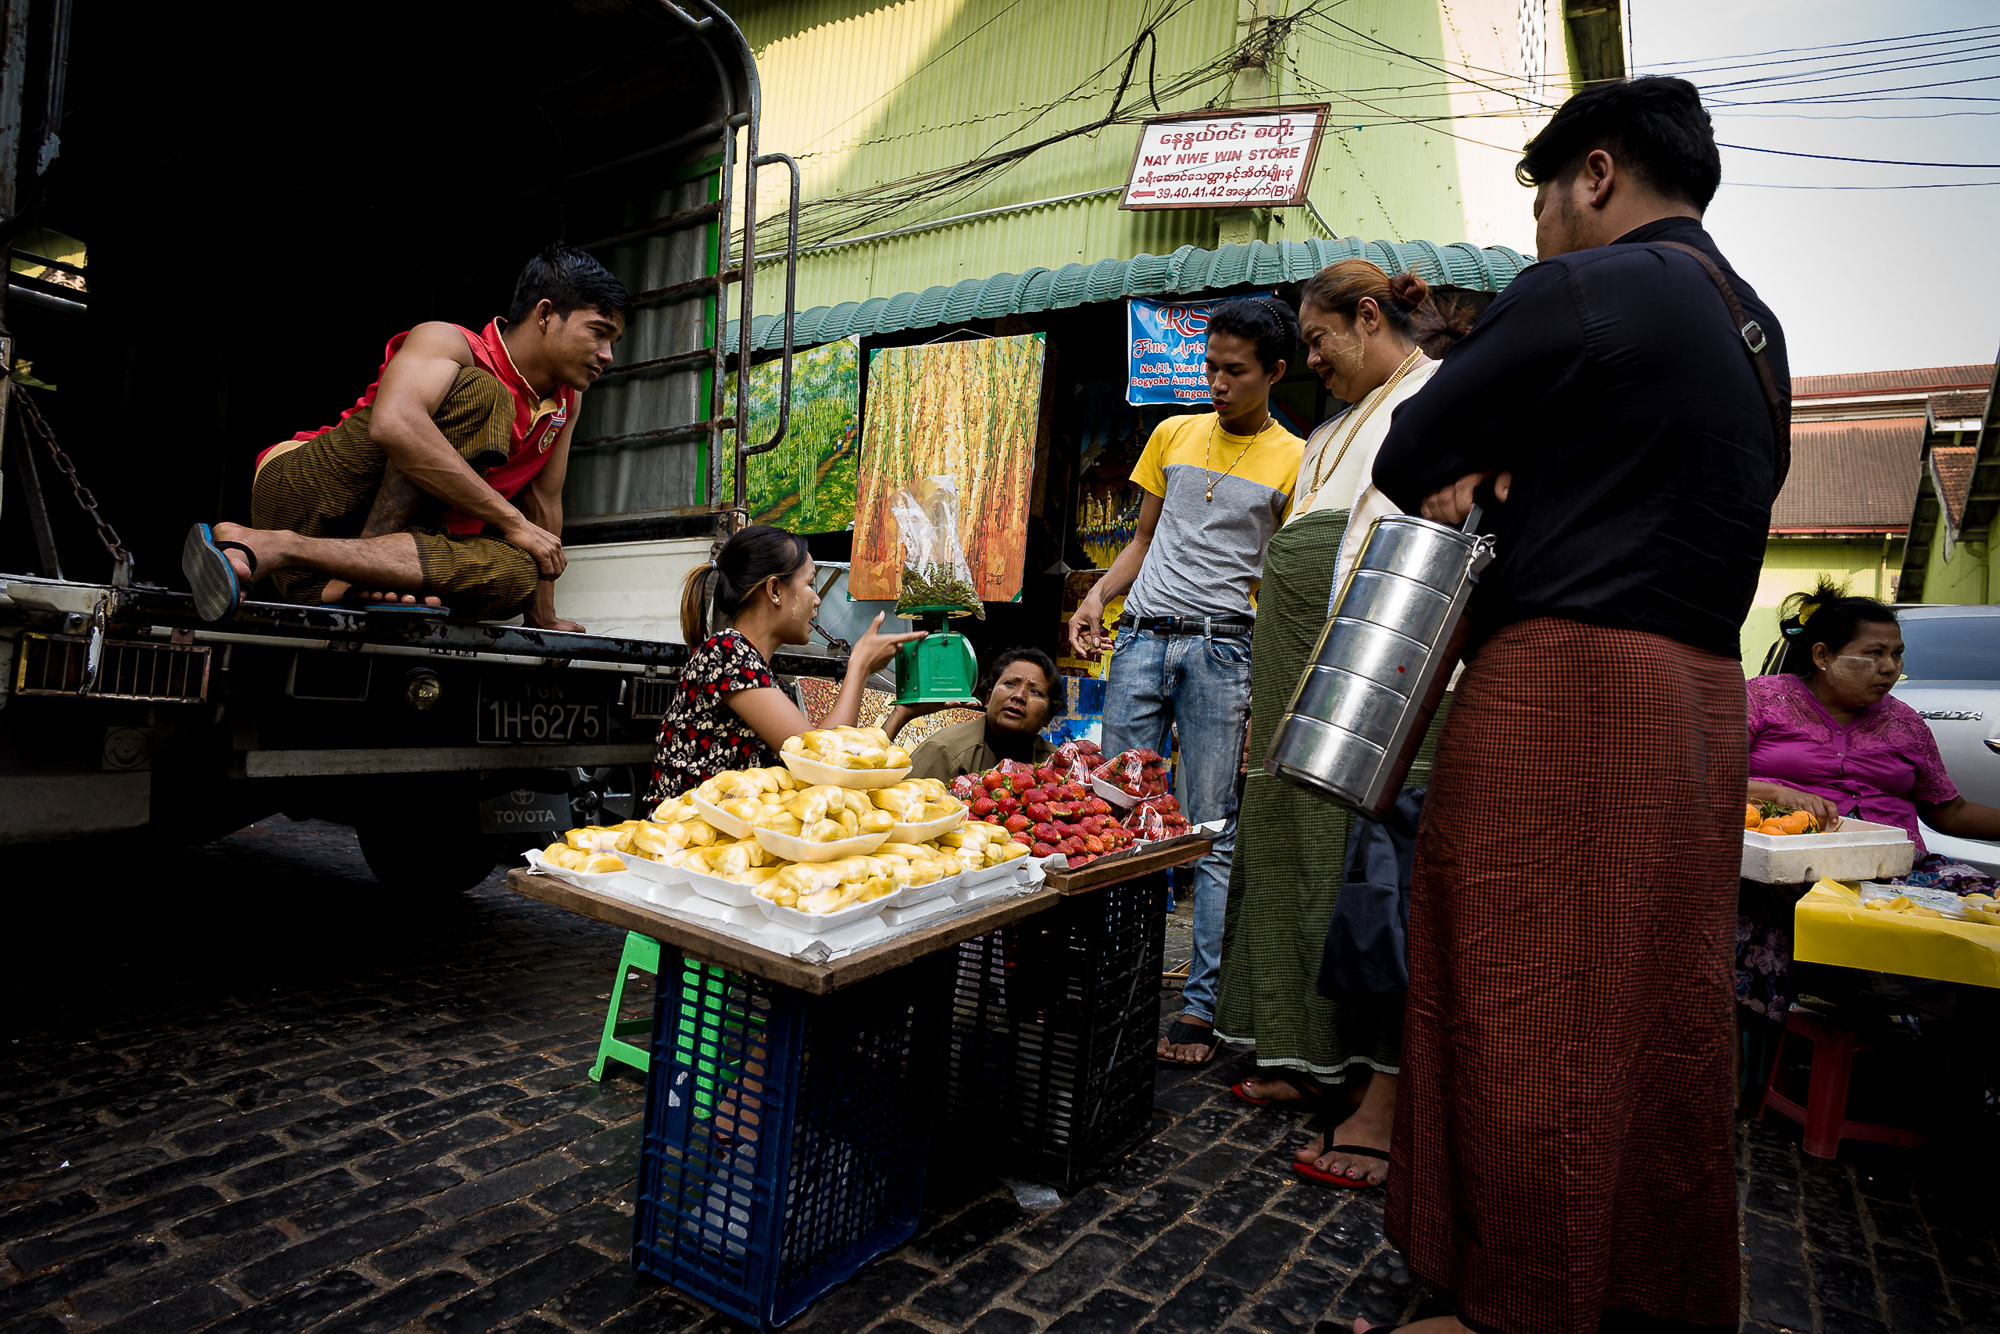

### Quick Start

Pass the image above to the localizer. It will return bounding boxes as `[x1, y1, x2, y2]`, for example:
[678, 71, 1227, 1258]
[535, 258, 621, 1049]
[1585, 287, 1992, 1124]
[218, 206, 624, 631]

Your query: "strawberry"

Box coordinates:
[1004, 813, 1031, 834]
[1026, 802, 1050, 823]
[982, 772, 1004, 791]
[996, 795, 1019, 816]
[971, 797, 996, 817]
[1033, 841, 1056, 857]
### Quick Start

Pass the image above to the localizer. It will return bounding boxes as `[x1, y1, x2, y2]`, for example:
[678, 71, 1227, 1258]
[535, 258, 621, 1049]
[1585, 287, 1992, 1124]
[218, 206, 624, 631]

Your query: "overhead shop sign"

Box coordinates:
[1121, 103, 1329, 210]
[1127, 293, 1272, 406]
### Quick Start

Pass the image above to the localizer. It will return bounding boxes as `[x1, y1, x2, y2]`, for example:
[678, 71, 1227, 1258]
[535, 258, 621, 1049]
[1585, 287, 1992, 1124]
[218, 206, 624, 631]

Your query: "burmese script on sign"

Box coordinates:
[1121, 105, 1328, 209]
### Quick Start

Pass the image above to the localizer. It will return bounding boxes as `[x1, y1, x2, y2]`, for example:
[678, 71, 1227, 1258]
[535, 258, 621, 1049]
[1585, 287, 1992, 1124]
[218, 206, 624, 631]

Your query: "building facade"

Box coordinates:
[724, 0, 1627, 320]
[1742, 363, 1996, 670]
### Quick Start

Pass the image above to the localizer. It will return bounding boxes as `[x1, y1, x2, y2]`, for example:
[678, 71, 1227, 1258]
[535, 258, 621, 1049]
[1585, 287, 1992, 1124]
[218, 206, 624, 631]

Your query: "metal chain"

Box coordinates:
[12, 385, 135, 585]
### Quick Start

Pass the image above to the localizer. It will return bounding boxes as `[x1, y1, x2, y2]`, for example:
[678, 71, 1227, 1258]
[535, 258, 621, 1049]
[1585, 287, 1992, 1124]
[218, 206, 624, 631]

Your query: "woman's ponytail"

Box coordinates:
[680, 561, 717, 645]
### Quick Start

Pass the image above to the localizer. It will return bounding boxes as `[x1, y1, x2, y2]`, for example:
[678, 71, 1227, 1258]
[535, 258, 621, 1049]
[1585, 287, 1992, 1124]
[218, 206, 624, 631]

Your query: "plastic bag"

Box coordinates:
[891, 473, 984, 618]
[1122, 794, 1189, 840]
[1092, 748, 1171, 805]
[1051, 739, 1103, 786]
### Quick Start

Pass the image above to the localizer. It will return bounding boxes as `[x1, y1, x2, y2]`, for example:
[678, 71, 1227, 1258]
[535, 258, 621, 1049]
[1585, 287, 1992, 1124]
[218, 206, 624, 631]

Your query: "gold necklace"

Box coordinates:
[1205, 413, 1267, 502]
[1301, 348, 1425, 506]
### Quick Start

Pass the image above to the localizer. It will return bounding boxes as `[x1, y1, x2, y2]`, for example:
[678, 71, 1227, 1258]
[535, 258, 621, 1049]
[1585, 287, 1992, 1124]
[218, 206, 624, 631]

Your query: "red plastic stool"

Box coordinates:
[1760, 1009, 1924, 1159]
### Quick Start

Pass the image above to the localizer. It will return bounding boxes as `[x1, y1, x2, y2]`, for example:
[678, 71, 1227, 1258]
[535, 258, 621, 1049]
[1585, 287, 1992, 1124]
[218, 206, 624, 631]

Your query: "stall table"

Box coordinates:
[944, 835, 1213, 1191]
[507, 868, 1058, 1328]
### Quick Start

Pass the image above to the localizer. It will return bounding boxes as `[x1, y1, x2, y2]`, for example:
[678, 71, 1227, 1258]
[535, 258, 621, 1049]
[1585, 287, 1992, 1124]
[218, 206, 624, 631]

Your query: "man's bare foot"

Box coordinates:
[1156, 1013, 1216, 1065]
[211, 521, 280, 584]
[319, 579, 442, 609]
[524, 613, 586, 632]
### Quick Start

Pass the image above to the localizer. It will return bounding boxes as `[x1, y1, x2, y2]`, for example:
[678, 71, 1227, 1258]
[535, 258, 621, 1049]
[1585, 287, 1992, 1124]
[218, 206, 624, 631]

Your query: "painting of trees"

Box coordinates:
[850, 333, 1047, 604]
[722, 337, 860, 533]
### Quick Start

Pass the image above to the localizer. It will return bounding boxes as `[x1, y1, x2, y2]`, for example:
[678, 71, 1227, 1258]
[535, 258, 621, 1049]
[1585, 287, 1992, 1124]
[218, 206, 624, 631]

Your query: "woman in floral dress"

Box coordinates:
[640, 525, 919, 812]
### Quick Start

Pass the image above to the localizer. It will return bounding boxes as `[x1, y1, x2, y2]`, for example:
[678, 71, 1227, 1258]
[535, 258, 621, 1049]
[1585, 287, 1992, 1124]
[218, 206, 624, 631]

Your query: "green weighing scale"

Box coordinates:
[893, 603, 980, 705]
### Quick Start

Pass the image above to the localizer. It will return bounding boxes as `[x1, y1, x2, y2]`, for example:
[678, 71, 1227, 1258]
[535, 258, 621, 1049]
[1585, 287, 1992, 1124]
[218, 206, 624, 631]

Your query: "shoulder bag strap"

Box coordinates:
[1654, 240, 1791, 496]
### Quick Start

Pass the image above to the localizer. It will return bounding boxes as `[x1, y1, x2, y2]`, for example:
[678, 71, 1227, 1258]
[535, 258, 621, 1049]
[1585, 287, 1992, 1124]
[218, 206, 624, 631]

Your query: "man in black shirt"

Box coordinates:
[1364, 78, 1779, 1334]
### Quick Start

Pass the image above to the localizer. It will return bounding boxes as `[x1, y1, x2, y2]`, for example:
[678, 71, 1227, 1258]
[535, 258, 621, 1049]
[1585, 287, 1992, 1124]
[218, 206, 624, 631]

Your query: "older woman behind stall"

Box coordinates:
[1737, 580, 2000, 1019]
[891, 647, 1059, 781]
[1211, 260, 1472, 1190]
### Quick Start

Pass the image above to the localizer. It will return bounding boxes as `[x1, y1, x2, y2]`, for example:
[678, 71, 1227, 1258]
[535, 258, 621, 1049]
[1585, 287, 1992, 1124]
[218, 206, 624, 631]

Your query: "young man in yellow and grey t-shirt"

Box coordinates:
[1067, 296, 1305, 1066]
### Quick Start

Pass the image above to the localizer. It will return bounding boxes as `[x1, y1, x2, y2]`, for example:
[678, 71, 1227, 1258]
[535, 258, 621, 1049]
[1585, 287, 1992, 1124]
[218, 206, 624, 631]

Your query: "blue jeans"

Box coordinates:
[1100, 626, 1251, 1025]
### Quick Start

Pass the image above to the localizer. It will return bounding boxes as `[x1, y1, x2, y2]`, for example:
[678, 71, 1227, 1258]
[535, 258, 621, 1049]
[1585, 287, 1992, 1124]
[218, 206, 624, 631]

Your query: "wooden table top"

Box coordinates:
[505, 869, 1061, 996]
[1041, 835, 1214, 895]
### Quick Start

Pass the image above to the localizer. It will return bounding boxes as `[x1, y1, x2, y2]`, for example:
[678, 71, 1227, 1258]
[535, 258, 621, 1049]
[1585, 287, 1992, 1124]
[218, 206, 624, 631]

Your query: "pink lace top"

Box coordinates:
[1745, 672, 1958, 856]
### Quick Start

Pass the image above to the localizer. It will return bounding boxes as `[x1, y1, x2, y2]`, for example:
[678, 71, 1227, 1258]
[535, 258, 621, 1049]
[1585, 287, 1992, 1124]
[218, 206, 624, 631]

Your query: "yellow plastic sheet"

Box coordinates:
[1793, 878, 2000, 989]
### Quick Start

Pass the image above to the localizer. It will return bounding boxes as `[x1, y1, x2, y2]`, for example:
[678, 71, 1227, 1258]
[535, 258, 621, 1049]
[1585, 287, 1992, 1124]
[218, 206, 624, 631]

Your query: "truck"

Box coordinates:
[0, 0, 833, 890]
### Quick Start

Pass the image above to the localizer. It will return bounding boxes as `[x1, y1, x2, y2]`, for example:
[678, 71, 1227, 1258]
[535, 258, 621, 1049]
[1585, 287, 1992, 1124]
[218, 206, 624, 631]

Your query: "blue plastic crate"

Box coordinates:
[633, 955, 944, 1328]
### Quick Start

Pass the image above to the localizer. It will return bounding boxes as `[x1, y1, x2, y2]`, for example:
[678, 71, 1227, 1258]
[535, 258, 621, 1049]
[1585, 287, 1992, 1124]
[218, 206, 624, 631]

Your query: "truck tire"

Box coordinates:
[356, 822, 506, 896]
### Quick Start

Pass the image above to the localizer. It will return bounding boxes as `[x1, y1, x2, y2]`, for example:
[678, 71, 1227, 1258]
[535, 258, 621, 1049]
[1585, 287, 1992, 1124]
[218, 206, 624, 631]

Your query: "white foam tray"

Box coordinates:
[1741, 818, 1914, 884]
[780, 752, 912, 790]
[691, 793, 751, 840]
[751, 826, 892, 863]
[887, 808, 966, 844]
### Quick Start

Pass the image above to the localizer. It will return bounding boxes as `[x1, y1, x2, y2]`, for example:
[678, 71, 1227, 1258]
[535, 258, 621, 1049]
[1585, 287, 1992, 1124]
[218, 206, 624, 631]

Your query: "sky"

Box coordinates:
[1630, 0, 2000, 375]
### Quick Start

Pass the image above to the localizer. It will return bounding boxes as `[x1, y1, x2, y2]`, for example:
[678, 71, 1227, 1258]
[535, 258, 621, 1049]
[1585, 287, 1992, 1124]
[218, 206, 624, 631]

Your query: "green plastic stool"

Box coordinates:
[590, 932, 662, 1081]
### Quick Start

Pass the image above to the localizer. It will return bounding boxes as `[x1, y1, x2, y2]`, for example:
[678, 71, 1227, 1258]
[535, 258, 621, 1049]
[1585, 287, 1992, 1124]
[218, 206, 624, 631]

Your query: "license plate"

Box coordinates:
[478, 676, 610, 744]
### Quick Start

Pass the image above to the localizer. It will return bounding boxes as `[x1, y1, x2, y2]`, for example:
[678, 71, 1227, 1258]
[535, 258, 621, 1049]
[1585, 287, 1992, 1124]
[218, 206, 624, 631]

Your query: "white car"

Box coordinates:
[1891, 605, 2000, 878]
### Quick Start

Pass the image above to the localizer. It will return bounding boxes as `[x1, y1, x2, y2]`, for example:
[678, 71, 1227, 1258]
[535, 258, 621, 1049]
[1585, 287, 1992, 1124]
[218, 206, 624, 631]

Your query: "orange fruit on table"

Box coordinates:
[1745, 803, 1762, 830]
[1777, 810, 1817, 835]
[1758, 820, 1788, 835]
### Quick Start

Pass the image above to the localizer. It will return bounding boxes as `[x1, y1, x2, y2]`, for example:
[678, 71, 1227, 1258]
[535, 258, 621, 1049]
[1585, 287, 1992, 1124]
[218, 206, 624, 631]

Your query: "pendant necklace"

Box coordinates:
[1205, 412, 1267, 502]
[1297, 348, 1424, 513]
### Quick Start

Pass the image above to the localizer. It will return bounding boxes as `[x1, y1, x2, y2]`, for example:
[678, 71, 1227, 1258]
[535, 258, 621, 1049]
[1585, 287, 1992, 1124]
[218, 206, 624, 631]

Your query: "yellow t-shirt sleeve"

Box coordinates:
[1130, 420, 1174, 498]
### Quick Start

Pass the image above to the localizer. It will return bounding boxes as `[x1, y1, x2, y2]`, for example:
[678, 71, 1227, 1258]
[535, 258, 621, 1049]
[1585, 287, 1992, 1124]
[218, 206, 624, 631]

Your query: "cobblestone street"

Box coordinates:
[3, 821, 1996, 1334]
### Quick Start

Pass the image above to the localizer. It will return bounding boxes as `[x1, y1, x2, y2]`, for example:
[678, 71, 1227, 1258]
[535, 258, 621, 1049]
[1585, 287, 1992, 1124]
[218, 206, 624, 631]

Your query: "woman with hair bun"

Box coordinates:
[1736, 578, 1999, 1020]
[1212, 259, 1473, 1191]
[638, 524, 922, 812]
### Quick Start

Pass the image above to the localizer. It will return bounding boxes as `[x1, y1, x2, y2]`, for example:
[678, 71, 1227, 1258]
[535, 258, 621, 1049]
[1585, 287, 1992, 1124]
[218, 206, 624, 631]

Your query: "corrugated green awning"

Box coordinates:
[740, 236, 1534, 352]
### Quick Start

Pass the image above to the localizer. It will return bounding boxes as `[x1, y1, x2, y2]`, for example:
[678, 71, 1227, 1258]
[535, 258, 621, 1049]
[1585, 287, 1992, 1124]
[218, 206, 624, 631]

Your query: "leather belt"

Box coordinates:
[1119, 613, 1253, 638]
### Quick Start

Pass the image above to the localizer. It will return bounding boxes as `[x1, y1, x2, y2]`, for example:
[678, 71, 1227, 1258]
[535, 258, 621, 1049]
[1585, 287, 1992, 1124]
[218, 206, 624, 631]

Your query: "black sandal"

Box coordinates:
[1157, 1016, 1219, 1067]
[182, 524, 257, 624]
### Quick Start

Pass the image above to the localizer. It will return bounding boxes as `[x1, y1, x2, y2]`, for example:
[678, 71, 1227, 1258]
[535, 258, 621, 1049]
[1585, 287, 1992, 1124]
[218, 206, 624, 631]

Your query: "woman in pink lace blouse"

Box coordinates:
[1737, 582, 2000, 1020]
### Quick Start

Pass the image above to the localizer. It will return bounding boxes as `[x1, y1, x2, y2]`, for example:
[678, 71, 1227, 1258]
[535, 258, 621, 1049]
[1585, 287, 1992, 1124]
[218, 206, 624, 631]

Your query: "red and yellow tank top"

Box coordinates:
[266, 320, 574, 534]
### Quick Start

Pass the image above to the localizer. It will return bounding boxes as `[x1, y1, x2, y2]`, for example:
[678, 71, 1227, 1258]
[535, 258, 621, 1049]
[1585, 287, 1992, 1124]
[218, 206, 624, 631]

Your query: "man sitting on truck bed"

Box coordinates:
[180, 244, 630, 628]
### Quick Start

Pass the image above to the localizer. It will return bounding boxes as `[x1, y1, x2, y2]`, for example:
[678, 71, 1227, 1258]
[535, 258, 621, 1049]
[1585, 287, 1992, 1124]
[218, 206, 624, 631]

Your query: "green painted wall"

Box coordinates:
[1742, 537, 1904, 673]
[725, 0, 1562, 317]
[1923, 535, 1991, 605]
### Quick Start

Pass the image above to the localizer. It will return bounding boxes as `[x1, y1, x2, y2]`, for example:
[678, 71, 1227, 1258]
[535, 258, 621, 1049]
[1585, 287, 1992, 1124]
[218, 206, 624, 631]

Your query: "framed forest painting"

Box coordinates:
[723, 336, 861, 533]
[850, 333, 1047, 604]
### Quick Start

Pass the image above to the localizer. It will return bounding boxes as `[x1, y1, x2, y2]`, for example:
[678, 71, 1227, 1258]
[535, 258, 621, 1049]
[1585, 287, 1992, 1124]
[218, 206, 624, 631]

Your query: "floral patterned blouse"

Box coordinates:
[642, 630, 779, 813]
[1744, 672, 1958, 856]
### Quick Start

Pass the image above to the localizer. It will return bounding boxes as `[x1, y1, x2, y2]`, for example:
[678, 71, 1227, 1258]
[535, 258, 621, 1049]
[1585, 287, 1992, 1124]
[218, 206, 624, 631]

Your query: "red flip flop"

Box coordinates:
[1231, 1081, 1281, 1107]
[1292, 1144, 1389, 1189]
